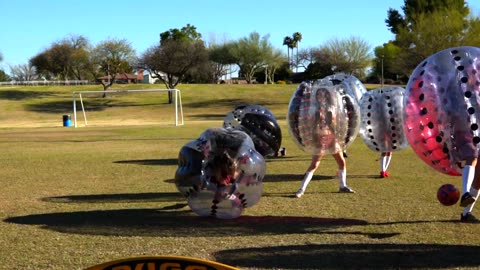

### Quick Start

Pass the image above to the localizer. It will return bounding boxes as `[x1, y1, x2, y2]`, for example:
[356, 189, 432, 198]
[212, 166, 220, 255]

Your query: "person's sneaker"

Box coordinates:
[380, 171, 386, 178]
[295, 189, 305, 198]
[460, 212, 480, 223]
[339, 186, 355, 193]
[385, 171, 390, 177]
[460, 192, 476, 207]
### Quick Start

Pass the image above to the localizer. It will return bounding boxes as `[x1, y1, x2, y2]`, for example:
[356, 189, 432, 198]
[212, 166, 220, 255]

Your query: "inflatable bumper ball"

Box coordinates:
[359, 86, 409, 153]
[223, 104, 282, 158]
[175, 128, 266, 219]
[316, 73, 367, 103]
[287, 82, 361, 156]
[403, 46, 480, 176]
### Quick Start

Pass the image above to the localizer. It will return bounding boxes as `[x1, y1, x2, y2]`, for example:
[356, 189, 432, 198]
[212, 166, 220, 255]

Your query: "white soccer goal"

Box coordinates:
[72, 89, 184, 128]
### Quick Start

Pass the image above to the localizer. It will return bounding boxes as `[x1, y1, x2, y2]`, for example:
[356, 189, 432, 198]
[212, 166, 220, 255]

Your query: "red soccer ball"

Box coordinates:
[437, 184, 460, 206]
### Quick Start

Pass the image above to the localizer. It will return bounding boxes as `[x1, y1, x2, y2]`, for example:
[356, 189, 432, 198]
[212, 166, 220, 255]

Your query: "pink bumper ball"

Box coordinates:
[287, 81, 361, 156]
[175, 128, 266, 219]
[403, 46, 480, 176]
[359, 86, 409, 152]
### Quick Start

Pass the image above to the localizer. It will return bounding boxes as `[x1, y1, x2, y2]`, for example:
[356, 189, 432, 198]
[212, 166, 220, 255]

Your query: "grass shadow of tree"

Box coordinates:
[42, 192, 185, 203]
[0, 90, 57, 100]
[214, 243, 480, 269]
[114, 158, 178, 166]
[185, 98, 284, 120]
[184, 99, 254, 109]
[188, 113, 228, 120]
[25, 99, 138, 114]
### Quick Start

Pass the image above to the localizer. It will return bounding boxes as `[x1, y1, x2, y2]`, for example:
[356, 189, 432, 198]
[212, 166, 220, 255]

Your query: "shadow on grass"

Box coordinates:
[42, 192, 185, 203]
[184, 99, 251, 109]
[214, 243, 480, 269]
[25, 99, 139, 114]
[263, 174, 377, 183]
[188, 113, 228, 120]
[114, 158, 178, 166]
[5, 210, 374, 238]
[265, 157, 311, 162]
[0, 90, 57, 100]
[263, 174, 336, 182]
[184, 99, 284, 120]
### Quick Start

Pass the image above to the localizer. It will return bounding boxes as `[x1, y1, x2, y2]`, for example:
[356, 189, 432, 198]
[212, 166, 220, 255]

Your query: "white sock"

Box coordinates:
[338, 169, 347, 188]
[385, 155, 392, 171]
[380, 157, 386, 171]
[463, 188, 479, 215]
[299, 171, 314, 191]
[462, 165, 475, 194]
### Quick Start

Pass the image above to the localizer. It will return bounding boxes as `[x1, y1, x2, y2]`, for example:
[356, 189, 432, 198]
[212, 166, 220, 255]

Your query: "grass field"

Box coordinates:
[1, 83, 480, 270]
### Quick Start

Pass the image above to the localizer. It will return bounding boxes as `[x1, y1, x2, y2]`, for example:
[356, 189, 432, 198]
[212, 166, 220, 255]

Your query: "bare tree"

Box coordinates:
[264, 47, 286, 84]
[297, 47, 319, 70]
[321, 36, 372, 78]
[10, 63, 37, 81]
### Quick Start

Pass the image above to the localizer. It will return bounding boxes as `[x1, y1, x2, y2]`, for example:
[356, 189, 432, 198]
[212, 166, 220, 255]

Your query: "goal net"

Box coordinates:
[72, 89, 184, 128]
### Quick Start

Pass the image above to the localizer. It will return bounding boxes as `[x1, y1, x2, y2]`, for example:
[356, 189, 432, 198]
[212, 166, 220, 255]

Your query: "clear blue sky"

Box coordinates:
[0, 0, 478, 71]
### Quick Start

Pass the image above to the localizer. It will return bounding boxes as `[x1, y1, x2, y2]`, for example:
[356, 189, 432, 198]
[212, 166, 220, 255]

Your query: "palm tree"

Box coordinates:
[292, 32, 302, 72]
[283, 36, 293, 69]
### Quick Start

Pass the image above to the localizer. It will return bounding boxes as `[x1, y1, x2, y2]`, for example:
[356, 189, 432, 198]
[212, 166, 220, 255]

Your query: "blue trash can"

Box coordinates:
[63, 115, 72, 127]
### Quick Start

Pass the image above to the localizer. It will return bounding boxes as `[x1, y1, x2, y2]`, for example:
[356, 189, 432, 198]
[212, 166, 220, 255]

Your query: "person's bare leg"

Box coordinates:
[296, 155, 321, 198]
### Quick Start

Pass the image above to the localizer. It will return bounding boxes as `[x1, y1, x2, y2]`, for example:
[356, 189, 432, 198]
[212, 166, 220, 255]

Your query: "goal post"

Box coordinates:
[72, 89, 184, 128]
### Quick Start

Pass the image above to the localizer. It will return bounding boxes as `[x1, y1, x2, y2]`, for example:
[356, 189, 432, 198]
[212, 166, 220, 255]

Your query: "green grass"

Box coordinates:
[0, 83, 478, 270]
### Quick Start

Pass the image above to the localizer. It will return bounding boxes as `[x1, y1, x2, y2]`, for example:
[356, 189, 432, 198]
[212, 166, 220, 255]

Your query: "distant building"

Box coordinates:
[97, 69, 170, 85]
[141, 72, 161, 84]
[97, 72, 142, 84]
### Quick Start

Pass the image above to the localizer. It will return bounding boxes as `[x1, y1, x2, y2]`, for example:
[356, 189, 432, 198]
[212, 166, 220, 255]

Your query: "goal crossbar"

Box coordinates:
[72, 89, 184, 128]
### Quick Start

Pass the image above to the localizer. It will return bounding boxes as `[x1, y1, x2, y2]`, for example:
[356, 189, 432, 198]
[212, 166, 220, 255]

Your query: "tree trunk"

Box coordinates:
[296, 47, 299, 72]
[102, 78, 113, 98]
[287, 49, 290, 70]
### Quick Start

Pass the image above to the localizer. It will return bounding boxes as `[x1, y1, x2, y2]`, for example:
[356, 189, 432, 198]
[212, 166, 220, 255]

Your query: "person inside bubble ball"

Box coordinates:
[295, 88, 355, 198]
[342, 94, 357, 159]
[208, 150, 239, 201]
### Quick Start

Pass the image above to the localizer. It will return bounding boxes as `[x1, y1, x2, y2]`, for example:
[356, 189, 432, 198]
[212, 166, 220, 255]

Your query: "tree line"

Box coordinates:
[0, 0, 479, 92]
